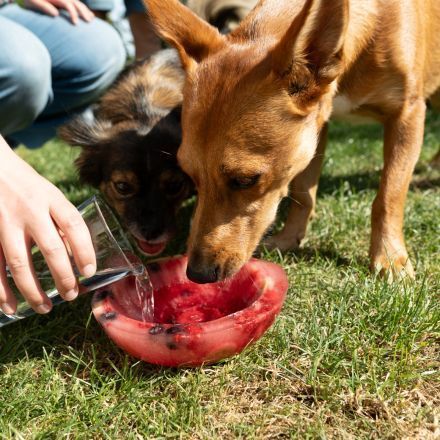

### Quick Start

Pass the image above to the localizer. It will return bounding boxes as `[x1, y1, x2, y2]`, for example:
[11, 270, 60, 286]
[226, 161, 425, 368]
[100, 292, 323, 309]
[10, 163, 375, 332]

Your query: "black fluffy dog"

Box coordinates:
[59, 49, 193, 255]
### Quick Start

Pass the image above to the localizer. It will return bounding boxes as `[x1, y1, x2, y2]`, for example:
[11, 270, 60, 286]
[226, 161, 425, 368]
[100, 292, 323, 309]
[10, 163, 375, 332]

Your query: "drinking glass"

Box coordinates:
[0, 195, 143, 327]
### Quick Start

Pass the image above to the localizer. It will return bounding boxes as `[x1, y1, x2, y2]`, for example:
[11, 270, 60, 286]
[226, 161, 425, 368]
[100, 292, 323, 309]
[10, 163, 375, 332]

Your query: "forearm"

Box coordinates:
[0, 134, 96, 314]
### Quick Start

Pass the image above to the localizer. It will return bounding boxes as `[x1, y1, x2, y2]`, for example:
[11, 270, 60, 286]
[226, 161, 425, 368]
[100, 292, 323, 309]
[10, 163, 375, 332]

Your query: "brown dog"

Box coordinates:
[145, 0, 440, 283]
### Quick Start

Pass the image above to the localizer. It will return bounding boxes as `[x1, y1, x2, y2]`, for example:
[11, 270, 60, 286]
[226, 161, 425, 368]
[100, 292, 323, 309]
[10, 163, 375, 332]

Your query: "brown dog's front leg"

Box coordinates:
[370, 98, 426, 280]
[265, 124, 328, 251]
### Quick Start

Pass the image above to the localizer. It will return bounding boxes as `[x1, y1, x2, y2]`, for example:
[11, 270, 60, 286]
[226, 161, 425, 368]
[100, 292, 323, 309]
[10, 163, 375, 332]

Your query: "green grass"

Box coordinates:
[0, 112, 439, 439]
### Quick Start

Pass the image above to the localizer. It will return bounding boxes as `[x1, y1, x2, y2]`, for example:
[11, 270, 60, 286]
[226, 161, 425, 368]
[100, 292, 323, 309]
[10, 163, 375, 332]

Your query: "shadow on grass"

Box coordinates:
[0, 298, 179, 379]
[317, 159, 439, 195]
[411, 175, 440, 189]
[318, 170, 380, 195]
[324, 113, 439, 193]
[328, 120, 383, 142]
[283, 245, 359, 269]
[329, 108, 440, 141]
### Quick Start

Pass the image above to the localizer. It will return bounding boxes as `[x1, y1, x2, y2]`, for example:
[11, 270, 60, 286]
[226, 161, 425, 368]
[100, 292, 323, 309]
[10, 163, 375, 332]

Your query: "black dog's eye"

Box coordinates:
[164, 175, 186, 197]
[113, 181, 135, 196]
[229, 174, 261, 190]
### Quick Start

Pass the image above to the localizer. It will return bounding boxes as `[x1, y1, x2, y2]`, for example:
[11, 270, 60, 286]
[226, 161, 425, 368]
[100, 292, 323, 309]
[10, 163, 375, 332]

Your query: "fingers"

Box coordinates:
[50, 0, 94, 24]
[0, 204, 94, 315]
[59, 0, 79, 24]
[1, 231, 52, 314]
[30, 217, 79, 302]
[50, 199, 96, 279]
[0, 246, 17, 315]
[24, 0, 94, 22]
[73, 0, 94, 22]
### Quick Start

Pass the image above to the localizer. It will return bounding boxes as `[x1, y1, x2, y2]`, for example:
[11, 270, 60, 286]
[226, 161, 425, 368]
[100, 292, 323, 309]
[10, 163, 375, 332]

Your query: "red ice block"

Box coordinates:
[92, 256, 288, 367]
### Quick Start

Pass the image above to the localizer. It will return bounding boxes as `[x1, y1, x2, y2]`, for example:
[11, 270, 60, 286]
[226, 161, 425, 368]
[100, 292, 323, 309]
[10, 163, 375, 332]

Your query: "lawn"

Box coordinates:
[0, 112, 439, 439]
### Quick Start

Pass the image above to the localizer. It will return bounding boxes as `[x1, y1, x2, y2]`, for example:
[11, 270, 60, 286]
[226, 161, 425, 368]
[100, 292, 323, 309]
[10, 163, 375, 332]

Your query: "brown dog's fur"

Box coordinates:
[59, 50, 193, 256]
[145, 0, 440, 282]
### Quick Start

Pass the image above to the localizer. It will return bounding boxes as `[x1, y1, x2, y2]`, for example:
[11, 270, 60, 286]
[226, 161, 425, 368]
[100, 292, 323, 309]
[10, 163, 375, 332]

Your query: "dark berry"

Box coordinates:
[101, 311, 117, 321]
[146, 262, 161, 272]
[149, 325, 165, 335]
[166, 325, 185, 335]
[166, 342, 178, 350]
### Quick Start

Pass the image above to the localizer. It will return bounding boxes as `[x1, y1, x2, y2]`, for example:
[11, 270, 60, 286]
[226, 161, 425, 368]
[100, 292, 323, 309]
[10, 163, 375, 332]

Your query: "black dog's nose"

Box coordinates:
[139, 223, 165, 241]
[186, 262, 219, 284]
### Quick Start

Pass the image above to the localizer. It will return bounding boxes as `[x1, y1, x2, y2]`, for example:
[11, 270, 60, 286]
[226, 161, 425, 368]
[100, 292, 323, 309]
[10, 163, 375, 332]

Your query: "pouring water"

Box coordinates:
[0, 196, 154, 328]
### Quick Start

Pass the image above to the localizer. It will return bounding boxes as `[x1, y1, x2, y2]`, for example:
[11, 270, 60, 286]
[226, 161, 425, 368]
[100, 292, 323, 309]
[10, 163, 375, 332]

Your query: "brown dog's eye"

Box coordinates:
[229, 174, 261, 190]
[113, 181, 135, 197]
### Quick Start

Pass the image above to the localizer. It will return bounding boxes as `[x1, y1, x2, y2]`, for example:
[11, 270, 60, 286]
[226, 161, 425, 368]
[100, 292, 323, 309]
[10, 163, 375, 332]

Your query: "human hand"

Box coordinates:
[0, 136, 96, 315]
[23, 0, 94, 25]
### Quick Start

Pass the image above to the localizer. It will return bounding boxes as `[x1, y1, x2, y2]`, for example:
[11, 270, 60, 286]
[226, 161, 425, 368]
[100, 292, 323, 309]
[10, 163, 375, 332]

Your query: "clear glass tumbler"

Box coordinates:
[0, 195, 144, 327]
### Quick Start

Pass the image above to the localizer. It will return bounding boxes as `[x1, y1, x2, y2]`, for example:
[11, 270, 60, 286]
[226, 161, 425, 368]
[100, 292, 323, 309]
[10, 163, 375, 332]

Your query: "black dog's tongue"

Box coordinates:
[136, 239, 167, 256]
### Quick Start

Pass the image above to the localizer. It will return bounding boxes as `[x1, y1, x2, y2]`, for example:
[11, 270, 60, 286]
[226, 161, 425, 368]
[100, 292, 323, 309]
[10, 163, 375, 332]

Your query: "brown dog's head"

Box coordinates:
[60, 50, 193, 256]
[145, 0, 348, 281]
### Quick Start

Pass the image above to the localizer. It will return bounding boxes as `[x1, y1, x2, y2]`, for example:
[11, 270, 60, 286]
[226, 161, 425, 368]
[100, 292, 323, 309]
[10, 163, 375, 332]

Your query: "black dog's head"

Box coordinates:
[59, 50, 193, 255]
[187, 0, 258, 33]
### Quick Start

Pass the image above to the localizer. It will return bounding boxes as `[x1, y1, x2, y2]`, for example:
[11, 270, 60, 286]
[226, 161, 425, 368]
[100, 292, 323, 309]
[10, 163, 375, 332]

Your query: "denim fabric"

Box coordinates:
[81, 0, 146, 15]
[0, 4, 126, 148]
[82, 0, 114, 11]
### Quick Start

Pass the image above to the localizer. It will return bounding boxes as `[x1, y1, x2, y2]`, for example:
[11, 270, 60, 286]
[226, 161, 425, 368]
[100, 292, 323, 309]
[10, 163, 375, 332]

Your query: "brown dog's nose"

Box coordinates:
[186, 260, 219, 284]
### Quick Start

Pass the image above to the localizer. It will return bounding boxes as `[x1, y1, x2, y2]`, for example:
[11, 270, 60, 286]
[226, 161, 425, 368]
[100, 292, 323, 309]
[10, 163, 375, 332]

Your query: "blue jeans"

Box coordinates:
[0, 5, 126, 148]
[84, 0, 146, 15]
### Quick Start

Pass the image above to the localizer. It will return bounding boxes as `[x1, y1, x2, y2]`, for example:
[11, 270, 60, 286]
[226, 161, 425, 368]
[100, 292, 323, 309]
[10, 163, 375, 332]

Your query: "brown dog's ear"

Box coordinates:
[271, 0, 349, 102]
[58, 115, 111, 187]
[144, 0, 226, 70]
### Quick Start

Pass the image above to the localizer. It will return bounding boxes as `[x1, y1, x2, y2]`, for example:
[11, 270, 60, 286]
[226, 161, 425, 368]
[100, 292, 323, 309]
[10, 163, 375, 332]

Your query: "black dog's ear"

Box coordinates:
[58, 114, 111, 187]
[74, 147, 105, 188]
[58, 113, 111, 148]
[168, 106, 182, 125]
[161, 106, 183, 144]
[168, 107, 183, 148]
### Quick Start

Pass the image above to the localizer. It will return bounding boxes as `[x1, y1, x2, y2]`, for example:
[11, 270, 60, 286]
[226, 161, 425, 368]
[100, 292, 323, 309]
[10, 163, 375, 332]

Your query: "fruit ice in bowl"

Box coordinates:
[92, 256, 288, 367]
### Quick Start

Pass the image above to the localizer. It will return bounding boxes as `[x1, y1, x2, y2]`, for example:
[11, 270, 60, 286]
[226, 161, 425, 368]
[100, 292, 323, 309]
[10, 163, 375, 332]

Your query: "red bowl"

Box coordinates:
[92, 256, 288, 367]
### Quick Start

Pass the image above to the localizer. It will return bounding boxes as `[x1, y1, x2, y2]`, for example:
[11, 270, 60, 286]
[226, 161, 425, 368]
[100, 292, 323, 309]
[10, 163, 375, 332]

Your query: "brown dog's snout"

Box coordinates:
[186, 251, 220, 284]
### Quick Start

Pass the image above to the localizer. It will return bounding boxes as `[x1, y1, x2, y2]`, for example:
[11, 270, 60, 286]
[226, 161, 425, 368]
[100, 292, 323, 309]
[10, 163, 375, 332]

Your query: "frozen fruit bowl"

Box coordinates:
[92, 256, 288, 367]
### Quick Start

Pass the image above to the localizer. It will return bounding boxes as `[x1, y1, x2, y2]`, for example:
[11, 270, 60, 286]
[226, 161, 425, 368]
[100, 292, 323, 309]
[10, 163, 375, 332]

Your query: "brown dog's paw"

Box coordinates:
[262, 231, 304, 252]
[370, 253, 415, 282]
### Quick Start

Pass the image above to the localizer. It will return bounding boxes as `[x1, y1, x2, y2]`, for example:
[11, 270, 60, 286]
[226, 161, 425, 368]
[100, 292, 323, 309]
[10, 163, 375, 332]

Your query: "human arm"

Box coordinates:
[0, 135, 96, 314]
